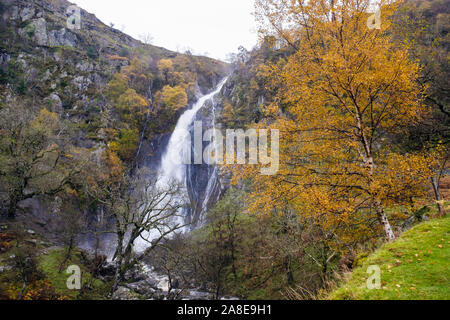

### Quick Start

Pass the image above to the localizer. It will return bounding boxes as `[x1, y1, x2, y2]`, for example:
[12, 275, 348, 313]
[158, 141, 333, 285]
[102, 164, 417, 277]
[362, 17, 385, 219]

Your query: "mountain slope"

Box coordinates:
[0, 0, 227, 122]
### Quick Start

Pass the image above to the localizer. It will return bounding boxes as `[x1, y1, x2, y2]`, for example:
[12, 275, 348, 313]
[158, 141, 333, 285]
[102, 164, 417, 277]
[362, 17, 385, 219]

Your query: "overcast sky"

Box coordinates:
[71, 0, 258, 61]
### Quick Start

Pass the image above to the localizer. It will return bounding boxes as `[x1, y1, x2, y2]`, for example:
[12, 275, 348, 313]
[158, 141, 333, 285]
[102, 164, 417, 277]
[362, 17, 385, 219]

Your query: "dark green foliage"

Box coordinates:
[119, 46, 130, 58]
[87, 46, 98, 59]
[0, 60, 27, 95]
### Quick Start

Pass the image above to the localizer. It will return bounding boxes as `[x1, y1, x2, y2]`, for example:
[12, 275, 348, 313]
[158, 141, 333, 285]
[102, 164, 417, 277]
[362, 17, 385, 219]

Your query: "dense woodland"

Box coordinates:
[0, 0, 448, 300]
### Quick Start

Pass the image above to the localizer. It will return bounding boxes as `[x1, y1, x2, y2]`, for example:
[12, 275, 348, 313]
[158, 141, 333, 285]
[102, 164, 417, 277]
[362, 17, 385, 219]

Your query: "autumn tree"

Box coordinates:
[158, 59, 174, 83]
[0, 103, 79, 218]
[109, 129, 140, 162]
[115, 88, 149, 128]
[159, 85, 188, 111]
[235, 0, 433, 243]
[106, 73, 129, 102]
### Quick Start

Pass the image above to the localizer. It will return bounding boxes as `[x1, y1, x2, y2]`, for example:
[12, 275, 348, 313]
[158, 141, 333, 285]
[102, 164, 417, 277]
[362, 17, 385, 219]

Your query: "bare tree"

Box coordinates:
[87, 170, 187, 293]
[138, 33, 154, 45]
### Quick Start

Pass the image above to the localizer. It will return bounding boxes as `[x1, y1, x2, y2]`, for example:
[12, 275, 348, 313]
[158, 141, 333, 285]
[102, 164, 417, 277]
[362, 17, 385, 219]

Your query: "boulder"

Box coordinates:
[45, 93, 63, 113]
[111, 286, 139, 300]
[123, 280, 159, 298]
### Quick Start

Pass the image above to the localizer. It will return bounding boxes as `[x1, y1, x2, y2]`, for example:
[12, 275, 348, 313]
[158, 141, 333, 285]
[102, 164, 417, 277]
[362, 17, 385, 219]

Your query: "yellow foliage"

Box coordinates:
[106, 73, 129, 102]
[160, 85, 188, 110]
[158, 59, 174, 74]
[231, 0, 434, 247]
[116, 88, 149, 126]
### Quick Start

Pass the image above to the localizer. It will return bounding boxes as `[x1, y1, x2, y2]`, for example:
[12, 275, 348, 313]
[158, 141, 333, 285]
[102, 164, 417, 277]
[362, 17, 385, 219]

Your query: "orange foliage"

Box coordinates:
[231, 0, 434, 247]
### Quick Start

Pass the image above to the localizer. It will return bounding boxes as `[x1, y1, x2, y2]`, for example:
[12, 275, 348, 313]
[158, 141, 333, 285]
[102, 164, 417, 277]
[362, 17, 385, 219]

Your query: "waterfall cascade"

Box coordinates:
[159, 78, 228, 184]
[134, 78, 228, 251]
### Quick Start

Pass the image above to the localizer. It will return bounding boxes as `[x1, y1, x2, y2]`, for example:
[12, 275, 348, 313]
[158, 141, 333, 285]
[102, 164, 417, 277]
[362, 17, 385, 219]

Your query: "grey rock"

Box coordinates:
[20, 7, 36, 22]
[45, 93, 63, 113]
[48, 28, 77, 47]
[27, 229, 36, 235]
[42, 69, 52, 81]
[112, 286, 140, 300]
[0, 51, 11, 70]
[31, 18, 48, 46]
[76, 61, 93, 73]
[25, 239, 37, 246]
[73, 76, 91, 92]
[124, 280, 159, 297]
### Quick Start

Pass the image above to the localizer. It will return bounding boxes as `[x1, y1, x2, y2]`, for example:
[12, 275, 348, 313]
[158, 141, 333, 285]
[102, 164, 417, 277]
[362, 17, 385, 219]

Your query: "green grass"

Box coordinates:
[330, 215, 450, 300]
[39, 249, 110, 300]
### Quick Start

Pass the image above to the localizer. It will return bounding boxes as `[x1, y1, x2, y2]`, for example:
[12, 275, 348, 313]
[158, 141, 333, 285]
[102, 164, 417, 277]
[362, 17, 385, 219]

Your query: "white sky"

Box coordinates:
[71, 0, 258, 61]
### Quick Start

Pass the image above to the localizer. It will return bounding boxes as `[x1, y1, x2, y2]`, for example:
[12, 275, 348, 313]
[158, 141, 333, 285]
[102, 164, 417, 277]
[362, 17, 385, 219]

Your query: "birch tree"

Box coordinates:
[233, 0, 433, 244]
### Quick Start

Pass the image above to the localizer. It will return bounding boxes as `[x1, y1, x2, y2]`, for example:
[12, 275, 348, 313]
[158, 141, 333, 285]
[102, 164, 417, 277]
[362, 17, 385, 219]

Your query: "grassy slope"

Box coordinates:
[39, 249, 109, 299]
[330, 215, 450, 300]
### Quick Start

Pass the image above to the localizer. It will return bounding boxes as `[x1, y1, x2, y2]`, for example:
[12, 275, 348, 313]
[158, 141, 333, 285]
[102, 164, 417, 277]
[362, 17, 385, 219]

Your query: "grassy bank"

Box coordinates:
[330, 215, 449, 300]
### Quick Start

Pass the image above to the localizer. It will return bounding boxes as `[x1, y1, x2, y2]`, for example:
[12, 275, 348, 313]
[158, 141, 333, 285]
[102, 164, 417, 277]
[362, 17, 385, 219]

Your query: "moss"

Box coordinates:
[39, 248, 110, 300]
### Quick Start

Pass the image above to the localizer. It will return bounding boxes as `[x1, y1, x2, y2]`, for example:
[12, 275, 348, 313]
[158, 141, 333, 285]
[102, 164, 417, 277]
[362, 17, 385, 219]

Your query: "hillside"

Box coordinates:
[330, 214, 450, 300]
[0, 0, 227, 134]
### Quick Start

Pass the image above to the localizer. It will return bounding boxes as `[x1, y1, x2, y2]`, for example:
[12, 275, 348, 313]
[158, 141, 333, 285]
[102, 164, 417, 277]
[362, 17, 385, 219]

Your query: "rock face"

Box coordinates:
[48, 27, 78, 47]
[185, 97, 225, 227]
[30, 18, 48, 46]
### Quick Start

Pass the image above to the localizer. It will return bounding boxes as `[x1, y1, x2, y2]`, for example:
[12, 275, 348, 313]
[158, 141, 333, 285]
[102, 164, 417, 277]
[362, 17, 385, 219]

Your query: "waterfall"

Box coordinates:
[134, 77, 228, 252]
[159, 78, 228, 183]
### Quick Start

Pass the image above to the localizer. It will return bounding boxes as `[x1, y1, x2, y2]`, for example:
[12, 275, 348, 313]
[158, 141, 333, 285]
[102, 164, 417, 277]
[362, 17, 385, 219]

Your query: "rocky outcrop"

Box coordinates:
[0, 50, 10, 70]
[44, 93, 63, 113]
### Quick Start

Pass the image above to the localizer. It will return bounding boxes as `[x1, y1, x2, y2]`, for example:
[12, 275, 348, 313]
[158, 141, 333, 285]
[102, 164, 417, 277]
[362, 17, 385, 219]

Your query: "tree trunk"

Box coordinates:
[431, 176, 445, 217]
[376, 204, 396, 241]
[7, 198, 18, 219]
[111, 232, 124, 295]
[111, 255, 123, 295]
[59, 237, 74, 273]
